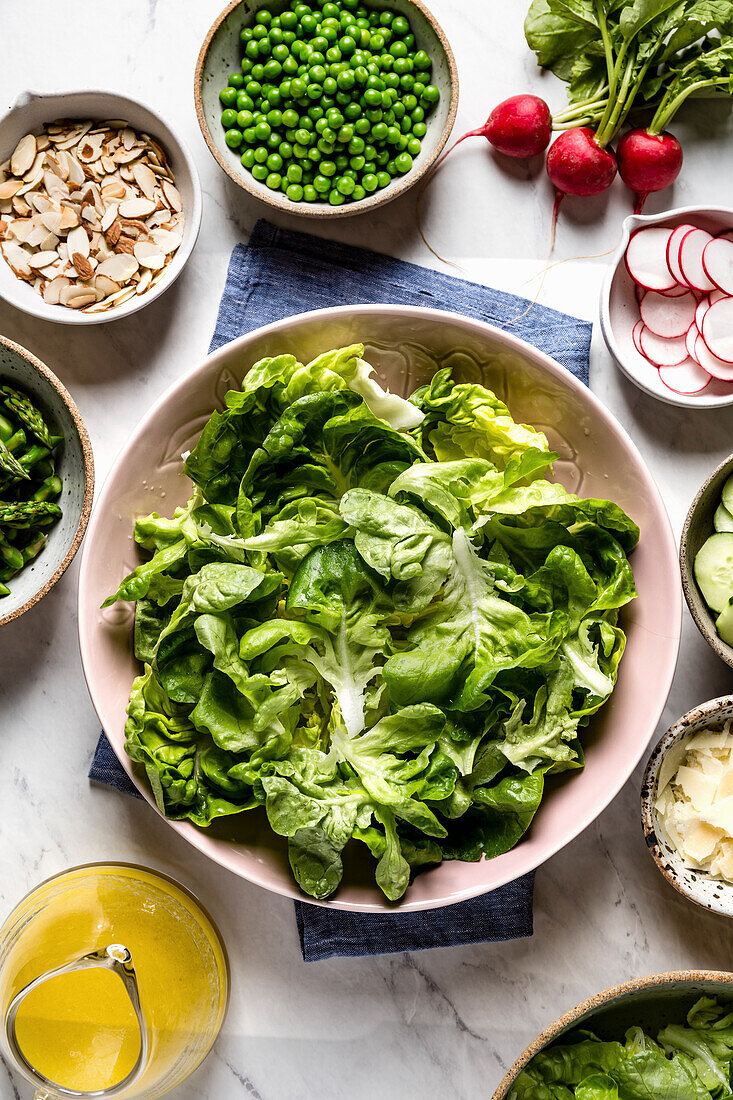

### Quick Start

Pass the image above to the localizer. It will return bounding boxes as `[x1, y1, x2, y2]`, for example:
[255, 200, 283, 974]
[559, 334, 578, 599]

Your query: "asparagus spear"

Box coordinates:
[0, 500, 62, 528]
[1, 387, 51, 448]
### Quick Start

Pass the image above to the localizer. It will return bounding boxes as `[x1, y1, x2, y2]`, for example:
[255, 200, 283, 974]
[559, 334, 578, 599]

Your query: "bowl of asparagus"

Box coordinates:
[0, 335, 93, 626]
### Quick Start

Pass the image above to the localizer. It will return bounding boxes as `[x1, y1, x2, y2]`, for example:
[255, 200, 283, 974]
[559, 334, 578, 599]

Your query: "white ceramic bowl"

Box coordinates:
[0, 90, 202, 325]
[600, 205, 733, 409]
[642, 696, 733, 919]
[78, 305, 681, 912]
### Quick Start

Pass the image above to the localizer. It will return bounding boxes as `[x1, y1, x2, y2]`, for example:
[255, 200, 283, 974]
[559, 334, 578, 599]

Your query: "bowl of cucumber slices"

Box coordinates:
[681, 454, 733, 666]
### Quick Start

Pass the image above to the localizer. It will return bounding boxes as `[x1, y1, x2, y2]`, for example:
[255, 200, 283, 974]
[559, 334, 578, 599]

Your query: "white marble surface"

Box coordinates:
[1, 2, 733, 1098]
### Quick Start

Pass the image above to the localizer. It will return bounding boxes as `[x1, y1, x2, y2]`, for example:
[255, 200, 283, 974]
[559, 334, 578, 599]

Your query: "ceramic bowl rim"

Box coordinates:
[193, 0, 459, 219]
[679, 452, 733, 669]
[640, 694, 733, 915]
[0, 88, 203, 326]
[0, 334, 94, 627]
[599, 204, 733, 409]
[77, 303, 681, 911]
[492, 969, 733, 1099]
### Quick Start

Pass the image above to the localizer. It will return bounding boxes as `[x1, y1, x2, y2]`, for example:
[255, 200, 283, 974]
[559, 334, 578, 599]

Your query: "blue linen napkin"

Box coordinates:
[90, 219, 593, 961]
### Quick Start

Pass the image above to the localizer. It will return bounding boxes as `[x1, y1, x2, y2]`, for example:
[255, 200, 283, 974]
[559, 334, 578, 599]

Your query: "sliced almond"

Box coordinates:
[135, 268, 153, 295]
[105, 219, 121, 247]
[94, 273, 119, 296]
[133, 240, 165, 268]
[71, 251, 94, 279]
[59, 205, 80, 231]
[60, 284, 97, 308]
[3, 240, 32, 275]
[150, 227, 182, 253]
[96, 252, 139, 281]
[66, 225, 90, 257]
[132, 162, 157, 199]
[40, 209, 63, 235]
[11, 133, 37, 177]
[161, 180, 182, 211]
[116, 236, 136, 255]
[118, 197, 156, 218]
[0, 180, 23, 200]
[100, 204, 118, 232]
[26, 223, 53, 247]
[28, 250, 60, 269]
[44, 275, 70, 304]
[11, 196, 30, 217]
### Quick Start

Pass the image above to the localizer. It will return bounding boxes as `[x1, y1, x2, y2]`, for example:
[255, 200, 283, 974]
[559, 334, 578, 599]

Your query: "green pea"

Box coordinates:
[335, 153, 349, 170]
[246, 80, 262, 97]
[315, 117, 328, 134]
[413, 81, 426, 98]
[279, 140, 293, 159]
[421, 84, 440, 106]
[328, 189, 346, 205]
[293, 142, 309, 157]
[390, 40, 408, 58]
[320, 159, 337, 176]
[219, 87, 238, 107]
[326, 45, 341, 62]
[237, 110, 254, 129]
[348, 136, 365, 155]
[258, 38, 272, 57]
[307, 146, 321, 162]
[243, 127, 257, 145]
[386, 125, 401, 145]
[362, 172, 378, 192]
[414, 49, 431, 71]
[314, 173, 331, 192]
[344, 102, 361, 120]
[412, 121, 427, 139]
[241, 148, 256, 168]
[316, 138, 335, 155]
[255, 8, 272, 24]
[364, 144, 376, 160]
[379, 53, 394, 70]
[283, 55, 299, 74]
[267, 131, 281, 149]
[350, 154, 366, 170]
[393, 57, 412, 76]
[237, 92, 254, 111]
[337, 69, 355, 91]
[225, 128, 243, 148]
[407, 137, 421, 156]
[254, 145, 269, 163]
[303, 184, 318, 201]
[295, 128, 313, 145]
[252, 62, 266, 80]
[240, 57, 253, 74]
[221, 108, 238, 128]
[370, 32, 385, 49]
[240, 26, 253, 41]
[384, 71, 400, 88]
[266, 171, 282, 189]
[284, 163, 301, 183]
[290, 77, 307, 98]
[363, 88, 381, 107]
[375, 148, 390, 166]
[311, 35, 329, 52]
[392, 15, 410, 35]
[282, 108, 299, 128]
[252, 164, 268, 181]
[376, 170, 391, 188]
[301, 13, 319, 33]
[372, 121, 388, 142]
[394, 152, 413, 174]
[306, 83, 322, 99]
[286, 183, 304, 201]
[404, 34, 415, 49]
[392, 101, 405, 119]
[281, 10, 298, 29]
[265, 109, 282, 128]
[266, 152, 283, 171]
[254, 120, 271, 140]
[229, 72, 245, 89]
[264, 59, 282, 80]
[353, 117, 369, 136]
[322, 76, 336, 94]
[339, 34, 356, 56]
[245, 39, 260, 59]
[401, 73, 415, 91]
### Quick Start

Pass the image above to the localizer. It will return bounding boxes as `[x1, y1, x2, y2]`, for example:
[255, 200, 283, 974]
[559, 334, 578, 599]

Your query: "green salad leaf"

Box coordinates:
[107, 344, 637, 901]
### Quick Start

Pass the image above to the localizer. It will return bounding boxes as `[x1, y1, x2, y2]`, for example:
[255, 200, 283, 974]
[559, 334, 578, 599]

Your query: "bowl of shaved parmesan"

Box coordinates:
[642, 695, 733, 917]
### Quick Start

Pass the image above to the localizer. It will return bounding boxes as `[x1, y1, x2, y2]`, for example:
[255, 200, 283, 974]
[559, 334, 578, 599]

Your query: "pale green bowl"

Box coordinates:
[194, 0, 459, 218]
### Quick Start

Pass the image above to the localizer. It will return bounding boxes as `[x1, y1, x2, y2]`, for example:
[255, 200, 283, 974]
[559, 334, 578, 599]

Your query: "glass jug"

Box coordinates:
[0, 863, 229, 1098]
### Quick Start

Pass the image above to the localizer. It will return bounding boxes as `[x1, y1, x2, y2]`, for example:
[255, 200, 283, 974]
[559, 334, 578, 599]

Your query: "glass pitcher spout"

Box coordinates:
[5, 943, 149, 1098]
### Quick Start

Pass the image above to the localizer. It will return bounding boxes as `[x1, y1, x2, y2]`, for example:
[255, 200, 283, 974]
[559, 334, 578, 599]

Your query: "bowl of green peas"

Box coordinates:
[195, 0, 458, 215]
[0, 335, 93, 628]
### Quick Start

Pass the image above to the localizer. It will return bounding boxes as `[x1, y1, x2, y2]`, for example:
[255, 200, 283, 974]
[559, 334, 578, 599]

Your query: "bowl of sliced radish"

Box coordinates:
[601, 206, 733, 408]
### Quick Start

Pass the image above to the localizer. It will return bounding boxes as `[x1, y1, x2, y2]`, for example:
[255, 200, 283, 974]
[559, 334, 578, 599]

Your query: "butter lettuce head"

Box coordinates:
[107, 345, 638, 901]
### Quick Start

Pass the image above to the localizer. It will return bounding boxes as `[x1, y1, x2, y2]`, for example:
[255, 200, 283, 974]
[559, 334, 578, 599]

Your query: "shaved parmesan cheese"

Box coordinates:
[656, 721, 733, 882]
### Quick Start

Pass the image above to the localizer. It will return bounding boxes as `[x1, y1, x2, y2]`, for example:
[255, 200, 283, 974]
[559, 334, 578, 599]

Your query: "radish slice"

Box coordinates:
[640, 289, 697, 337]
[632, 318, 645, 355]
[639, 327, 689, 366]
[658, 358, 711, 395]
[661, 283, 692, 298]
[626, 227, 676, 291]
[695, 332, 733, 381]
[667, 224, 696, 286]
[701, 297, 733, 362]
[686, 325, 702, 365]
[695, 295, 711, 331]
[678, 228, 716, 291]
[702, 236, 733, 295]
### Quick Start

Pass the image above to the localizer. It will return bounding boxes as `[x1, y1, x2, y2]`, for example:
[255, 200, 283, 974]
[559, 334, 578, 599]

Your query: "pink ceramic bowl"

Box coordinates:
[78, 305, 682, 911]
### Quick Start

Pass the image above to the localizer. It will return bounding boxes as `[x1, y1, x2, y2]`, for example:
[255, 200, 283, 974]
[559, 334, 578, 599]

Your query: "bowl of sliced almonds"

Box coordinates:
[0, 90, 202, 324]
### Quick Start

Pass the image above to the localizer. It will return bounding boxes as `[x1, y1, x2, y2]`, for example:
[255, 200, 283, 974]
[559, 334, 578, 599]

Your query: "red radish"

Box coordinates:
[659, 359, 711, 395]
[626, 227, 676, 291]
[702, 237, 733, 295]
[632, 319, 645, 355]
[639, 327, 689, 366]
[694, 332, 733, 380]
[484, 96, 553, 158]
[666, 224, 696, 286]
[546, 128, 617, 197]
[686, 325, 701, 365]
[616, 129, 683, 213]
[701, 297, 733, 362]
[640, 289, 696, 337]
[678, 228, 716, 292]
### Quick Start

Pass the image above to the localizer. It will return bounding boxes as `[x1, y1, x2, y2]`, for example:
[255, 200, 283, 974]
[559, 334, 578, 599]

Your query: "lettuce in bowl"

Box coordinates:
[104, 344, 638, 901]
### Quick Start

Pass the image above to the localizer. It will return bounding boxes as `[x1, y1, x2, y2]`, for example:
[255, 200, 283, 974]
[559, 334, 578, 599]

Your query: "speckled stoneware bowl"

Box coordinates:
[641, 696, 733, 917]
[0, 336, 93, 627]
[194, 0, 458, 218]
[600, 205, 733, 409]
[0, 89, 202, 325]
[493, 971, 733, 1098]
[78, 305, 681, 911]
[680, 454, 733, 669]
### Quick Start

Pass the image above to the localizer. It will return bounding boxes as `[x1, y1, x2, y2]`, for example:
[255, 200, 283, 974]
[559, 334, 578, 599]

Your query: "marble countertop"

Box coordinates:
[1, 1, 733, 1097]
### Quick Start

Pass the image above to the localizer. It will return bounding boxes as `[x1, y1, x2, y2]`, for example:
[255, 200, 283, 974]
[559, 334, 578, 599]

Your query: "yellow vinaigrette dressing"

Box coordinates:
[0, 864, 228, 1098]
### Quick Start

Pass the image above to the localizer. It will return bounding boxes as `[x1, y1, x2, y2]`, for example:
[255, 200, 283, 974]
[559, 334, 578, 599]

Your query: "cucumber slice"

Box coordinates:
[695, 533, 733, 613]
[717, 601, 733, 647]
[721, 473, 733, 515]
[714, 502, 733, 533]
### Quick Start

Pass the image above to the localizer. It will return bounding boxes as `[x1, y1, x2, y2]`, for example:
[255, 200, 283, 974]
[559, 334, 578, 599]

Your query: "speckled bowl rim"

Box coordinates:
[680, 454, 733, 669]
[0, 335, 94, 627]
[193, 0, 459, 219]
[641, 695, 733, 915]
[492, 969, 733, 1099]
